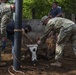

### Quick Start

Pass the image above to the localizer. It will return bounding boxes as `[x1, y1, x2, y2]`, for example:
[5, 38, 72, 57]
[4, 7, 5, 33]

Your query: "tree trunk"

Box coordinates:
[31, 8, 35, 19]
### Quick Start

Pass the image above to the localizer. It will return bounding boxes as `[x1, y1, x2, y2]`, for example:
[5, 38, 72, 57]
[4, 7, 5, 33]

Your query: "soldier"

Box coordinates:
[4, 20, 32, 55]
[0, 0, 15, 64]
[37, 16, 76, 67]
[0, 0, 15, 36]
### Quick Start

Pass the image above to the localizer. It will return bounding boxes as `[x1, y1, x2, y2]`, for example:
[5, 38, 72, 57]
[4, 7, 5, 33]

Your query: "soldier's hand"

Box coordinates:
[48, 15, 52, 19]
[22, 28, 25, 35]
[37, 40, 41, 45]
[11, 4, 15, 11]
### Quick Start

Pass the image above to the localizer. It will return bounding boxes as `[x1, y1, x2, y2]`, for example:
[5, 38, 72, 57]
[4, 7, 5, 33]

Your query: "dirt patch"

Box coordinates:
[0, 44, 76, 75]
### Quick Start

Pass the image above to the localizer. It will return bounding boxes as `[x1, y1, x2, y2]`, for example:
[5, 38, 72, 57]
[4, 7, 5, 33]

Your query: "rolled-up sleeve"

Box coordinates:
[1, 14, 11, 37]
[40, 24, 54, 43]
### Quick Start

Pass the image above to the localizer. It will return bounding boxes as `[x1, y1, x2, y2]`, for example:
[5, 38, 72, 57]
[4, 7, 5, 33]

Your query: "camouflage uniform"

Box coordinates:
[41, 17, 76, 60]
[0, 2, 12, 60]
[0, 3, 12, 37]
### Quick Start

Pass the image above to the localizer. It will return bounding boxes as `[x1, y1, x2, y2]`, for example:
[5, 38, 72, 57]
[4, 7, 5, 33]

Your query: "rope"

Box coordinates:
[8, 37, 35, 75]
[5, 30, 76, 74]
[21, 63, 49, 71]
[8, 40, 26, 75]
[8, 35, 31, 66]
[23, 33, 33, 43]
[8, 66, 25, 75]
[8, 41, 49, 75]
[14, 29, 22, 32]
[38, 63, 49, 69]
[21, 65, 38, 71]
[8, 51, 25, 75]
[8, 29, 34, 65]
[8, 62, 49, 75]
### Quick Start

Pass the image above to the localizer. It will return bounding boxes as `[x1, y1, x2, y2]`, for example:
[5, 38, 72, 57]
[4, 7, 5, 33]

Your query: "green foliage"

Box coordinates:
[22, 0, 52, 19]
[22, 0, 76, 19]
[62, 0, 76, 14]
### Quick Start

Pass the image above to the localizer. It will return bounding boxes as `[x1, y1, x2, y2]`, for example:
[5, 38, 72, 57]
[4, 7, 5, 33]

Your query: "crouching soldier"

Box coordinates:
[37, 16, 76, 67]
[6, 20, 32, 55]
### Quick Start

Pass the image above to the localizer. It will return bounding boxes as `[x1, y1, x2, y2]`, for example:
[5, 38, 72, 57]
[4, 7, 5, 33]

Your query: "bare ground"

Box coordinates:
[0, 43, 76, 75]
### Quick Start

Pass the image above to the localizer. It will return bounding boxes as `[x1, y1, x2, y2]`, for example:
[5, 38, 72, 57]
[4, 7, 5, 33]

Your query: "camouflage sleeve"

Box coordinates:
[1, 4, 11, 15]
[1, 13, 11, 37]
[40, 19, 55, 43]
[40, 25, 53, 43]
[0, 3, 12, 37]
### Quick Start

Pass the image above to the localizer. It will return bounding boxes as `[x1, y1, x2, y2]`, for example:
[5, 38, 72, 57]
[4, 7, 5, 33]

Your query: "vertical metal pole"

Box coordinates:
[13, 0, 23, 70]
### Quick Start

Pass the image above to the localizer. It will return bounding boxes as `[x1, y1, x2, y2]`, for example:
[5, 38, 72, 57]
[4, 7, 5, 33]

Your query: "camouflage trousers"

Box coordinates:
[0, 25, 1, 47]
[55, 24, 76, 60]
[0, 14, 10, 61]
[0, 33, 2, 50]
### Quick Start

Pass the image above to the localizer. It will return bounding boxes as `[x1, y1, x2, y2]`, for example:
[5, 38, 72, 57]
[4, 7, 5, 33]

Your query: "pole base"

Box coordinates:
[8, 66, 25, 75]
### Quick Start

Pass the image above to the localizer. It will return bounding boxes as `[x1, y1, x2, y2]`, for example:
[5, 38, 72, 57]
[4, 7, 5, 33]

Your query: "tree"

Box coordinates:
[22, 0, 76, 19]
[62, 0, 76, 14]
[23, 0, 52, 19]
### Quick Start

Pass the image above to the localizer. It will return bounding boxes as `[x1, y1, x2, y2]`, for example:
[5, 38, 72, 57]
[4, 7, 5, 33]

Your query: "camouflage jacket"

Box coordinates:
[0, 3, 12, 18]
[0, 2, 12, 37]
[40, 17, 75, 43]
